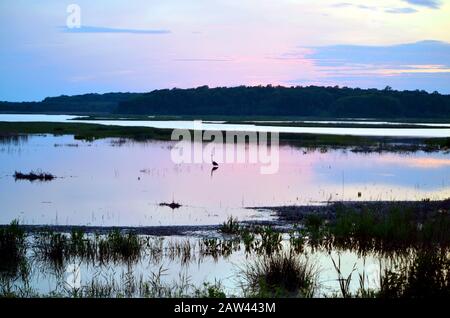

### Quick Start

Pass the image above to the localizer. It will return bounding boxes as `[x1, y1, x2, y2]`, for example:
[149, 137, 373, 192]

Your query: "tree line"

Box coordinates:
[1, 86, 450, 119]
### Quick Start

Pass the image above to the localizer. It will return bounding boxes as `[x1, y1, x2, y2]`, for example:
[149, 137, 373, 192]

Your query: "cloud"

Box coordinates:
[174, 58, 234, 62]
[385, 7, 418, 13]
[332, 1, 439, 13]
[284, 41, 450, 93]
[306, 40, 450, 68]
[61, 26, 171, 35]
[403, 0, 442, 9]
[331, 3, 377, 10]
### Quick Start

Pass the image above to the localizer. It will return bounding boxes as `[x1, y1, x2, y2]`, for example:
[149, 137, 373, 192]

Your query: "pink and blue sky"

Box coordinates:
[1, 0, 450, 101]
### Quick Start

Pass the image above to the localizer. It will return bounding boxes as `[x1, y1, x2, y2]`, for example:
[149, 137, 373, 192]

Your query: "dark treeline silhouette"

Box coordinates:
[1, 86, 450, 118]
[0, 93, 139, 114]
[117, 85, 450, 118]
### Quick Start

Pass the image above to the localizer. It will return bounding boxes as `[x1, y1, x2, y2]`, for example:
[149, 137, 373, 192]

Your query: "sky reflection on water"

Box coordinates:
[0, 134, 449, 226]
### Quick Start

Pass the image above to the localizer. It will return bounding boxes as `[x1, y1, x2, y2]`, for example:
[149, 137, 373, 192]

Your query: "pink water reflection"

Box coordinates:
[0, 135, 449, 226]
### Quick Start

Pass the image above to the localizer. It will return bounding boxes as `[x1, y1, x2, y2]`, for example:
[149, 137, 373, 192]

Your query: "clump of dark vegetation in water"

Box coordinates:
[97, 230, 143, 262]
[159, 201, 182, 209]
[13, 171, 56, 182]
[0, 220, 28, 280]
[378, 248, 449, 298]
[326, 204, 450, 252]
[33, 229, 144, 268]
[219, 216, 241, 234]
[33, 230, 92, 268]
[242, 251, 317, 298]
[199, 238, 241, 260]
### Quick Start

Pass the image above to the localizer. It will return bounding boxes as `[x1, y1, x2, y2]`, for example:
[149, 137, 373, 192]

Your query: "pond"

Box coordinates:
[0, 134, 449, 226]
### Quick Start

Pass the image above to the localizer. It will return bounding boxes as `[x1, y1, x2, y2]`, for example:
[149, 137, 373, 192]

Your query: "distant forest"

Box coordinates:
[1, 86, 450, 119]
[0, 93, 138, 114]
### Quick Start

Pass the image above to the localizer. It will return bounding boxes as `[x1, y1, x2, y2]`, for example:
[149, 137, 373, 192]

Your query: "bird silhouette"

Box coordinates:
[210, 166, 218, 178]
[211, 154, 219, 167]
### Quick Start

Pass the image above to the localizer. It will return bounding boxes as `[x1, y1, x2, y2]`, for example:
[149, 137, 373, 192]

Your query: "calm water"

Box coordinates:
[20, 237, 382, 297]
[1, 114, 450, 137]
[1, 116, 449, 297]
[1, 134, 449, 226]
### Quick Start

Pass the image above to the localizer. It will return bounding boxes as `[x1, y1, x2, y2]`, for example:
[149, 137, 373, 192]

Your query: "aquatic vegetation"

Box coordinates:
[1, 205, 448, 299]
[0, 220, 27, 279]
[199, 238, 241, 260]
[166, 239, 194, 265]
[33, 231, 71, 269]
[97, 230, 143, 262]
[378, 248, 449, 298]
[257, 226, 282, 255]
[242, 251, 317, 298]
[32, 229, 145, 267]
[240, 228, 256, 253]
[159, 201, 182, 209]
[330, 255, 356, 298]
[288, 225, 306, 253]
[219, 216, 241, 235]
[303, 214, 328, 242]
[13, 170, 56, 182]
[321, 203, 450, 253]
[194, 281, 226, 298]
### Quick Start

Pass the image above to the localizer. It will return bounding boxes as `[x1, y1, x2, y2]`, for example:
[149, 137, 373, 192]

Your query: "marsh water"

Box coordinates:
[1, 115, 449, 297]
[1, 114, 450, 137]
[1, 134, 450, 226]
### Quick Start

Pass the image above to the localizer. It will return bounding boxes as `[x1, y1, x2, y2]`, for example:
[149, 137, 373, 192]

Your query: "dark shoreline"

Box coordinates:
[254, 199, 450, 223]
[0, 121, 449, 151]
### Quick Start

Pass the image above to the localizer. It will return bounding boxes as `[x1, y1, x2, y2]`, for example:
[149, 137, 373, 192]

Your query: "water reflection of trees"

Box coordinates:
[0, 134, 28, 146]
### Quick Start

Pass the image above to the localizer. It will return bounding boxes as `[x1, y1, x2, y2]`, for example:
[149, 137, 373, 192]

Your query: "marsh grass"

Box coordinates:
[379, 248, 449, 298]
[0, 220, 28, 279]
[330, 255, 356, 298]
[2, 204, 448, 299]
[199, 238, 241, 260]
[219, 216, 241, 235]
[194, 281, 227, 298]
[256, 226, 283, 254]
[97, 230, 143, 263]
[323, 205, 450, 253]
[242, 251, 317, 298]
[166, 239, 194, 265]
[33, 229, 145, 268]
